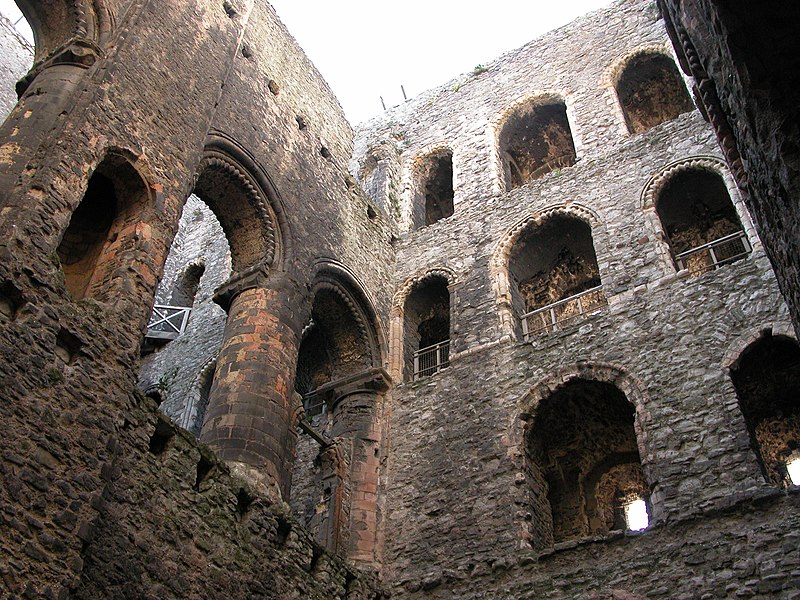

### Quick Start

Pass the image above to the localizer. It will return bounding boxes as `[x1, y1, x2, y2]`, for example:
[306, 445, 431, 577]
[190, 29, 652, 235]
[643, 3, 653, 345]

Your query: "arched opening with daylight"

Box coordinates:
[525, 379, 649, 545]
[730, 333, 800, 488]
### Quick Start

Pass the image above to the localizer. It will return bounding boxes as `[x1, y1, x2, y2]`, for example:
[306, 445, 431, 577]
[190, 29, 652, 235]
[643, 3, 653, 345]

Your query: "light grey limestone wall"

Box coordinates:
[138, 196, 231, 434]
[350, 0, 797, 596]
[0, 14, 32, 119]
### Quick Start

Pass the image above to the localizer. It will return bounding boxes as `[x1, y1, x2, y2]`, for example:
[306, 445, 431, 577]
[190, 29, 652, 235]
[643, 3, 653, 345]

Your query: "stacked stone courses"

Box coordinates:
[350, 0, 799, 597]
[0, 0, 798, 598]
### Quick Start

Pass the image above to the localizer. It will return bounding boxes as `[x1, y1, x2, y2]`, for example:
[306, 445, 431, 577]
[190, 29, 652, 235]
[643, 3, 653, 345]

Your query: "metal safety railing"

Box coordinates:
[521, 285, 607, 339]
[674, 230, 751, 275]
[145, 305, 192, 341]
[413, 340, 450, 381]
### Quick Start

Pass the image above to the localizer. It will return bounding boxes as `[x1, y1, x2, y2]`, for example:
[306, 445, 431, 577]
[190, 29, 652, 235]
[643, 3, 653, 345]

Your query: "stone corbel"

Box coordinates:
[313, 367, 391, 411]
[212, 261, 271, 311]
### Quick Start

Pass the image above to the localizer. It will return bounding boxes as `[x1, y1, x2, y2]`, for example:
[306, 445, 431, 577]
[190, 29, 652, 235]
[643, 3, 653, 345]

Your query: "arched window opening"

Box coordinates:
[143, 196, 229, 353]
[499, 100, 576, 190]
[615, 53, 694, 134]
[294, 288, 373, 415]
[192, 152, 277, 274]
[655, 169, 750, 274]
[403, 276, 450, 381]
[413, 150, 454, 229]
[730, 334, 800, 488]
[58, 155, 150, 301]
[526, 379, 648, 545]
[291, 283, 380, 562]
[170, 263, 206, 307]
[509, 215, 605, 339]
[191, 362, 215, 438]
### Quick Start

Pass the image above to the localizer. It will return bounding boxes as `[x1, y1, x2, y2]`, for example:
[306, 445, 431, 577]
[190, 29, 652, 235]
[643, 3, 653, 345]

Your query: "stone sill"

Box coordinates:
[529, 486, 800, 563]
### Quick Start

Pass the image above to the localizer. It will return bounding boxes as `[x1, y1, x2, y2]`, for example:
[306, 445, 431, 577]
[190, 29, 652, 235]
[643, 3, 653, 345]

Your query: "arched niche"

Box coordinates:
[15, 0, 109, 65]
[614, 51, 694, 133]
[498, 97, 576, 190]
[730, 332, 800, 487]
[654, 166, 749, 274]
[524, 378, 649, 545]
[294, 282, 376, 409]
[193, 148, 279, 275]
[508, 213, 604, 338]
[57, 151, 152, 302]
[291, 268, 386, 566]
[402, 274, 451, 381]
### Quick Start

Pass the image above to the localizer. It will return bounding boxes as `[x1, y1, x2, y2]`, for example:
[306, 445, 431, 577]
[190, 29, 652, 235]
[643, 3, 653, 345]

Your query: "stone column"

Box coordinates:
[200, 266, 306, 501]
[317, 368, 390, 565]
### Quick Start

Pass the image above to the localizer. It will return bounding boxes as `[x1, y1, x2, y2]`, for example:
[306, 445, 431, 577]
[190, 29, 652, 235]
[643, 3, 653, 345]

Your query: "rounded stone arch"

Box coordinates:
[641, 156, 731, 211]
[601, 44, 688, 134]
[192, 138, 289, 275]
[15, 0, 111, 67]
[389, 267, 457, 382]
[640, 156, 757, 273]
[723, 325, 800, 487]
[491, 91, 579, 192]
[510, 362, 654, 548]
[721, 322, 797, 371]
[517, 362, 651, 439]
[405, 142, 455, 230]
[490, 203, 602, 341]
[309, 259, 386, 370]
[602, 43, 674, 88]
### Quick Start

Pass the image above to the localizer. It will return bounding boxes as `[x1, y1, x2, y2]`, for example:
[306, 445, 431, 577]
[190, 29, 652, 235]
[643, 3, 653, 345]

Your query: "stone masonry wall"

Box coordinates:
[657, 0, 800, 339]
[0, 0, 387, 596]
[352, 0, 799, 596]
[0, 14, 32, 116]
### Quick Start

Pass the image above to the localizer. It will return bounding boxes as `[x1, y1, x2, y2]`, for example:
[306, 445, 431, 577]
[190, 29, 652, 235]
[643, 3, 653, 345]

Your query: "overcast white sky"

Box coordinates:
[0, 0, 613, 123]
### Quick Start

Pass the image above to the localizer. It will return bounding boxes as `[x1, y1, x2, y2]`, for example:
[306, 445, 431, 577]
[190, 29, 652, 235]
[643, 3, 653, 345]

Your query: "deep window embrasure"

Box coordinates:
[615, 53, 694, 134]
[499, 101, 576, 190]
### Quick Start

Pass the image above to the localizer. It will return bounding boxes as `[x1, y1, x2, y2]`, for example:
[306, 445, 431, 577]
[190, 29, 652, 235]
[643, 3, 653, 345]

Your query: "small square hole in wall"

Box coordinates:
[0, 281, 24, 322]
[786, 451, 800, 486]
[624, 498, 649, 531]
[55, 328, 83, 365]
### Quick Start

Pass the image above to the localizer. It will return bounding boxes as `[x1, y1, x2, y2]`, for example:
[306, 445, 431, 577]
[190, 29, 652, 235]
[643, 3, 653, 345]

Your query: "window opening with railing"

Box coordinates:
[145, 305, 192, 341]
[656, 168, 749, 276]
[413, 339, 450, 380]
[521, 285, 607, 339]
[674, 230, 751, 275]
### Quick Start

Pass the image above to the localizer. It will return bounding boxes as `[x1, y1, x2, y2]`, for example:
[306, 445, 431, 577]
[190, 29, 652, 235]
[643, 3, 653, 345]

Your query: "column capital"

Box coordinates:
[311, 367, 392, 410]
[212, 261, 271, 311]
[18, 38, 102, 96]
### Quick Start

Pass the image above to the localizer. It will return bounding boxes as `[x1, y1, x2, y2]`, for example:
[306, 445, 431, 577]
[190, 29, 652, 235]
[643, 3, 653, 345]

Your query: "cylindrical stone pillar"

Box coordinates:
[200, 273, 305, 500]
[325, 368, 389, 565]
[332, 391, 381, 563]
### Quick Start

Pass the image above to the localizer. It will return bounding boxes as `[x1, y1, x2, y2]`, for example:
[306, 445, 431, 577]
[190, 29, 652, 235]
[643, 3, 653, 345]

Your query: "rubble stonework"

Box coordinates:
[0, 0, 799, 598]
